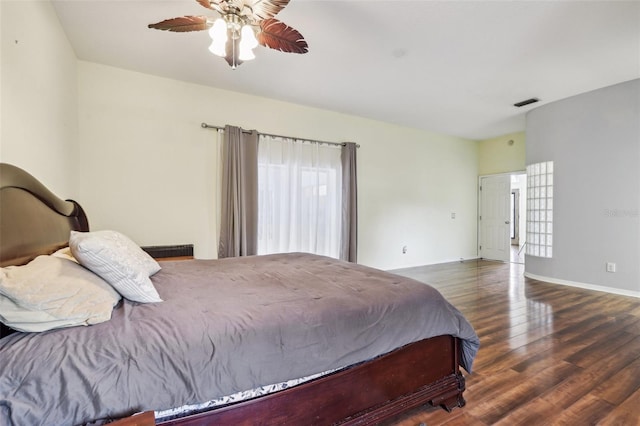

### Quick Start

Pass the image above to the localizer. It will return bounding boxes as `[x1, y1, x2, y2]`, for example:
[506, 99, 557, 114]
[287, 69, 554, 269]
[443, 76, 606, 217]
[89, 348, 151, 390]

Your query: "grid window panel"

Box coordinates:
[526, 161, 554, 258]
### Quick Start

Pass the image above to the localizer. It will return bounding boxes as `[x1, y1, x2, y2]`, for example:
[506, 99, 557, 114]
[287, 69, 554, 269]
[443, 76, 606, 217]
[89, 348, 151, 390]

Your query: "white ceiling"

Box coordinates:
[51, 0, 640, 140]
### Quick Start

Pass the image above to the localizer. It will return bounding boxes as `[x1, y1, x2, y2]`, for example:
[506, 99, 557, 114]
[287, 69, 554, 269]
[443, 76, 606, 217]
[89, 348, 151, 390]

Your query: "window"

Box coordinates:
[257, 136, 342, 258]
[526, 161, 554, 258]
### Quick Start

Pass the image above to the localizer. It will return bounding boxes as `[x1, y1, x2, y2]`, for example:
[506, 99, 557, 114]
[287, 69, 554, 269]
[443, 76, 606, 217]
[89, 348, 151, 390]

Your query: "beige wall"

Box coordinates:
[477, 131, 526, 175]
[0, 0, 78, 197]
[77, 62, 480, 269]
[2, 0, 481, 271]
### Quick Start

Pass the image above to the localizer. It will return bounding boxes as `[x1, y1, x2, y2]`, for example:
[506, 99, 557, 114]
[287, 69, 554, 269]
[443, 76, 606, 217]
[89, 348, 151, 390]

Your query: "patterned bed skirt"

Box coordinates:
[155, 367, 340, 421]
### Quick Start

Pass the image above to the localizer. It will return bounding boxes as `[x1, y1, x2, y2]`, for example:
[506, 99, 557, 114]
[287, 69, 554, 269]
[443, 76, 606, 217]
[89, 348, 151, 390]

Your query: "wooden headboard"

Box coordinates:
[0, 163, 89, 338]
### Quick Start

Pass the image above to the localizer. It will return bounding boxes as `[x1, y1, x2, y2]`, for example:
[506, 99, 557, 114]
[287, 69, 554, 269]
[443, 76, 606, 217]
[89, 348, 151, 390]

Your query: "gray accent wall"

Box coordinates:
[525, 79, 640, 294]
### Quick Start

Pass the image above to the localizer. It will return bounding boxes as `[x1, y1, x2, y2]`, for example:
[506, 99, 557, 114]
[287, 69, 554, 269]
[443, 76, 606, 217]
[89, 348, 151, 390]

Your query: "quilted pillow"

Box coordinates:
[0, 256, 121, 332]
[69, 230, 162, 303]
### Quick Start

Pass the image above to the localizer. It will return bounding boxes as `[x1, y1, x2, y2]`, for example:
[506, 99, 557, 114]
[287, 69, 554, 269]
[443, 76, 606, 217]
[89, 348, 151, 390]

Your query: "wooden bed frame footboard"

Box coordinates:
[159, 335, 465, 426]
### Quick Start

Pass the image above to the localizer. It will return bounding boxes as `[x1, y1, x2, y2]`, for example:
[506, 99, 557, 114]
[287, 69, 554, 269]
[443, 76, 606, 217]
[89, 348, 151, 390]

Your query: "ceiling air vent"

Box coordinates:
[514, 98, 539, 108]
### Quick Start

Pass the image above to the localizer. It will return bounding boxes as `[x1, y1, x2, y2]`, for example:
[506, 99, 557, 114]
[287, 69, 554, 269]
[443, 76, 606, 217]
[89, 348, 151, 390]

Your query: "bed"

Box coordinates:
[0, 163, 479, 426]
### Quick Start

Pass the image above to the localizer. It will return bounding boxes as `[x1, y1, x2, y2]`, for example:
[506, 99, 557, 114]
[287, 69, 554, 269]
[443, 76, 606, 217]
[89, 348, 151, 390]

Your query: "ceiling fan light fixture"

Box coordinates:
[208, 18, 227, 39]
[238, 25, 258, 61]
[238, 46, 256, 61]
[208, 18, 227, 56]
[208, 40, 227, 57]
[240, 25, 258, 49]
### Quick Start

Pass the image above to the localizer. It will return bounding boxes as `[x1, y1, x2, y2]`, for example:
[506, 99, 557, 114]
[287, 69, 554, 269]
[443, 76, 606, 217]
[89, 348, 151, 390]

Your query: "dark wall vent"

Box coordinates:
[142, 244, 194, 259]
[514, 98, 539, 108]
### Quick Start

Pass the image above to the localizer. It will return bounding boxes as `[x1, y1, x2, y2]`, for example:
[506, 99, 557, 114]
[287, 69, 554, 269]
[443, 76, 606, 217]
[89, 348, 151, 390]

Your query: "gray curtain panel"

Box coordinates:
[218, 125, 259, 258]
[340, 142, 358, 263]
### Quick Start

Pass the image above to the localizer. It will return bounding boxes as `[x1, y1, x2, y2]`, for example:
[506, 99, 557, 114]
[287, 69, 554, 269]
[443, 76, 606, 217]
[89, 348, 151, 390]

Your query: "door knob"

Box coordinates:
[505, 221, 510, 224]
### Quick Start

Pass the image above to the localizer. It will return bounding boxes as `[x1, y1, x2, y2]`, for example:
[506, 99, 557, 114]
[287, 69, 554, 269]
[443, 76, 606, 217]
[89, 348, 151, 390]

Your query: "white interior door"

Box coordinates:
[479, 175, 511, 262]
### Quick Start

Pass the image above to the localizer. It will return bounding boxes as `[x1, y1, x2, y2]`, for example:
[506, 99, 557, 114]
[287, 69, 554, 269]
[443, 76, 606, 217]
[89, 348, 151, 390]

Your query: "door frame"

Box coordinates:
[477, 171, 526, 262]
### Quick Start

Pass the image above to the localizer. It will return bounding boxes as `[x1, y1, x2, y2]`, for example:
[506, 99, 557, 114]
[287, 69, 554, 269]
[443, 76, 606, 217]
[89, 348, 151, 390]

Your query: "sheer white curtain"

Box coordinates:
[258, 135, 342, 258]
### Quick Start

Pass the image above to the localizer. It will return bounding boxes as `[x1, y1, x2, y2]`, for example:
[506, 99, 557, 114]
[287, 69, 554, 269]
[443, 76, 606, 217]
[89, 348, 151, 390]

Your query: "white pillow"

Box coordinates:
[69, 230, 162, 303]
[0, 256, 121, 332]
[0, 294, 102, 333]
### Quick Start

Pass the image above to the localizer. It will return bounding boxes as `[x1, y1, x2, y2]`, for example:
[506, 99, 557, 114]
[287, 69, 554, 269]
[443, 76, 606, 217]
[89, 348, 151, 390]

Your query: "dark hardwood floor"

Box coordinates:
[386, 259, 640, 426]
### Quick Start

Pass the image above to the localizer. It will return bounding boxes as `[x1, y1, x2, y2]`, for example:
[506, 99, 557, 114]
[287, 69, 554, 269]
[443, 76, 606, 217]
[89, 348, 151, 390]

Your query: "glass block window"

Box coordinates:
[526, 161, 554, 258]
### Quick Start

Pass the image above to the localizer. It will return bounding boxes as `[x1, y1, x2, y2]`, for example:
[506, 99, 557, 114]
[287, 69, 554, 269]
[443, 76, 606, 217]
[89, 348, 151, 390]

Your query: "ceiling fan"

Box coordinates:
[148, 0, 308, 69]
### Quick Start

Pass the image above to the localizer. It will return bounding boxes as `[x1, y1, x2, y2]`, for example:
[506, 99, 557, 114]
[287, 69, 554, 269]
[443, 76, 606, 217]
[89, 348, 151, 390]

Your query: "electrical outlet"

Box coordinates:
[402, 246, 407, 254]
[606, 262, 616, 273]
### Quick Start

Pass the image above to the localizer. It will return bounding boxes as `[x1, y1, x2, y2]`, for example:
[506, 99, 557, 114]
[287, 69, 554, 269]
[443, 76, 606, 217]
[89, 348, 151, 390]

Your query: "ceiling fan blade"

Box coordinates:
[258, 18, 308, 54]
[148, 16, 209, 32]
[196, 0, 214, 9]
[249, 0, 290, 20]
[196, 0, 215, 9]
[196, 0, 225, 14]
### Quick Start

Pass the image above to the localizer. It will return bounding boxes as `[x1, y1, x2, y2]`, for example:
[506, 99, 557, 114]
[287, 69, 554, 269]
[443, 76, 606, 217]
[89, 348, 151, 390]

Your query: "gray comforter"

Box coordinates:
[0, 253, 479, 425]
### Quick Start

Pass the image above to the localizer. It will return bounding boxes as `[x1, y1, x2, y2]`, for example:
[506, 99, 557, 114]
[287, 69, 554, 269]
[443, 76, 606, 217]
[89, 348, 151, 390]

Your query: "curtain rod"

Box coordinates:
[201, 123, 359, 148]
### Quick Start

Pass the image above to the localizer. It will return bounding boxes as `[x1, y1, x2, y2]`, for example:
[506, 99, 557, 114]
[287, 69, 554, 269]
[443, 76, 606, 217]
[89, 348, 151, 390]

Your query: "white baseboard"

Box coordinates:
[385, 257, 481, 272]
[523, 272, 640, 299]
